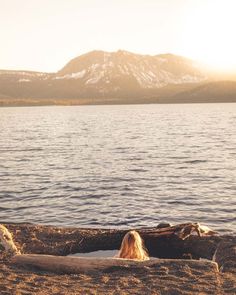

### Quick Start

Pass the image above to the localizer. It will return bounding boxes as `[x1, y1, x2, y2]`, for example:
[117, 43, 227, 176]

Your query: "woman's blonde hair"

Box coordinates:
[117, 230, 149, 260]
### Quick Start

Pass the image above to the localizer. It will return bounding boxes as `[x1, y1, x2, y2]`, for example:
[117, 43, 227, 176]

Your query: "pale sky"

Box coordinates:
[0, 0, 235, 73]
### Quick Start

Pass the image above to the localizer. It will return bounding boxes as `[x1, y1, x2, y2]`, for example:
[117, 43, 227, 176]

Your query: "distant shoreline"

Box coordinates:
[1, 98, 236, 107]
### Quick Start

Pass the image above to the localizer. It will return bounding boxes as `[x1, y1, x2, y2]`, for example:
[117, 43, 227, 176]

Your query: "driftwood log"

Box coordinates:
[0, 224, 20, 255]
[12, 254, 219, 274]
[1, 222, 235, 273]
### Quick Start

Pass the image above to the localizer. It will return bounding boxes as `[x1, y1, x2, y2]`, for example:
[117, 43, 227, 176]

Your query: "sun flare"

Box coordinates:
[0, 0, 235, 74]
[182, 0, 236, 73]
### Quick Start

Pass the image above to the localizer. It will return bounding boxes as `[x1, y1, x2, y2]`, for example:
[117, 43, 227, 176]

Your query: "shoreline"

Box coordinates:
[1, 99, 236, 108]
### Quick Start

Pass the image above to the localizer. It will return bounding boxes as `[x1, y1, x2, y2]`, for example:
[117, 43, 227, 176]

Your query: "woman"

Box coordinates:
[116, 230, 149, 260]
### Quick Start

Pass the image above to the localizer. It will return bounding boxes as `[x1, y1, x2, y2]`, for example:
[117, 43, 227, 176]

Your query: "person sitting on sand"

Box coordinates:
[116, 230, 149, 260]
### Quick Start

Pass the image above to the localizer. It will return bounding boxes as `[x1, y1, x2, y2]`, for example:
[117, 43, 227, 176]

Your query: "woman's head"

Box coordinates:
[118, 230, 149, 260]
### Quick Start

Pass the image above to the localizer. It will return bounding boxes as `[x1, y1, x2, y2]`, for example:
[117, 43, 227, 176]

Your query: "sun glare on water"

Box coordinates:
[182, 0, 236, 73]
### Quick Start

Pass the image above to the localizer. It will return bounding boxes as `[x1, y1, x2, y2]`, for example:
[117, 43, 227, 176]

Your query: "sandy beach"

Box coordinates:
[0, 223, 235, 294]
[1, 253, 230, 295]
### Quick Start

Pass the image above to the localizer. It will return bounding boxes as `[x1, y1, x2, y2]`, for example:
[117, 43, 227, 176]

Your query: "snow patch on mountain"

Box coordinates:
[18, 78, 31, 82]
[55, 50, 207, 89]
[0, 71, 48, 77]
[86, 70, 105, 84]
[54, 70, 86, 80]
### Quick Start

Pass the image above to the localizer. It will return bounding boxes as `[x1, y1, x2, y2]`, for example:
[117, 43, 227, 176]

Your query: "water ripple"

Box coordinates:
[0, 104, 235, 234]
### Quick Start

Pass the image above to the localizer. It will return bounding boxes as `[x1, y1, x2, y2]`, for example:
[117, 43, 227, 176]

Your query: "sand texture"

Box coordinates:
[0, 223, 235, 294]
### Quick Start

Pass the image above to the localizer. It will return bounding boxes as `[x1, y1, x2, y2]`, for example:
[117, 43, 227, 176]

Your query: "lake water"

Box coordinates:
[0, 104, 235, 234]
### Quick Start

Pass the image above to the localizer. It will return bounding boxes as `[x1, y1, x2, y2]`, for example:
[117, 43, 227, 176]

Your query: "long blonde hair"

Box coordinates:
[118, 230, 149, 260]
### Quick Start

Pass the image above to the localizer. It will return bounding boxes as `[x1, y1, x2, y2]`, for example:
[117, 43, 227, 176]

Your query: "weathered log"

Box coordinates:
[2, 223, 235, 270]
[12, 254, 219, 274]
[140, 222, 218, 240]
[213, 240, 236, 273]
[0, 224, 20, 255]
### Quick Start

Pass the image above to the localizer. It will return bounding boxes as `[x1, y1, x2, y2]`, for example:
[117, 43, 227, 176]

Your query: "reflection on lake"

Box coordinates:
[0, 103, 235, 233]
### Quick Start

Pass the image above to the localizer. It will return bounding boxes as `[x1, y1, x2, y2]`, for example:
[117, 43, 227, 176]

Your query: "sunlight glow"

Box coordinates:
[0, 0, 235, 73]
[181, 0, 236, 73]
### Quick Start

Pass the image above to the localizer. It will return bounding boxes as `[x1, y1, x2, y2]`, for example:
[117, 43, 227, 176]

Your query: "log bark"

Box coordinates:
[213, 240, 236, 273]
[3, 223, 235, 270]
[12, 254, 219, 274]
[0, 225, 20, 255]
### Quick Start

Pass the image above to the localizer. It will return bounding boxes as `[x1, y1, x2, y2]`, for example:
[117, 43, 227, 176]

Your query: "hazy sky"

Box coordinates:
[0, 0, 235, 72]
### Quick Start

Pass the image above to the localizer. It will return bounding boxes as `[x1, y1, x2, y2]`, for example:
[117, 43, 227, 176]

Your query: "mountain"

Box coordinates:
[170, 81, 236, 103]
[0, 70, 50, 99]
[0, 50, 235, 106]
[56, 50, 206, 89]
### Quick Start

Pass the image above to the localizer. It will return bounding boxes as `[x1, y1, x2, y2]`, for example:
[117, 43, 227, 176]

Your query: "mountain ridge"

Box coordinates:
[56, 50, 206, 89]
[0, 50, 235, 106]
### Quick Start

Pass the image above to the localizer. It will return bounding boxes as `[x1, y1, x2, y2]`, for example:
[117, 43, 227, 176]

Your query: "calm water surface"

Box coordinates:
[0, 104, 235, 233]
